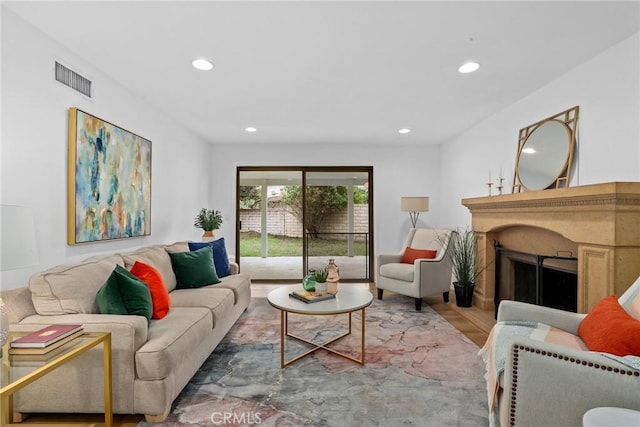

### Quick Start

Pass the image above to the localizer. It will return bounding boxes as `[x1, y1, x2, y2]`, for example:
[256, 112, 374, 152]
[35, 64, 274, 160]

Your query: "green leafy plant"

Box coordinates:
[313, 268, 328, 283]
[193, 208, 223, 231]
[443, 227, 485, 287]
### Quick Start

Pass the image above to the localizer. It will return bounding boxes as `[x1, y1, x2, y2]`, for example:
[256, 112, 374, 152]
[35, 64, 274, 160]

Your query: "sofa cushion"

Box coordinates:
[170, 287, 235, 329]
[135, 307, 212, 380]
[215, 273, 252, 305]
[188, 238, 231, 278]
[96, 265, 153, 320]
[169, 246, 221, 288]
[163, 241, 190, 254]
[401, 247, 437, 264]
[130, 261, 171, 319]
[379, 263, 414, 282]
[578, 295, 640, 357]
[122, 246, 177, 293]
[29, 255, 124, 315]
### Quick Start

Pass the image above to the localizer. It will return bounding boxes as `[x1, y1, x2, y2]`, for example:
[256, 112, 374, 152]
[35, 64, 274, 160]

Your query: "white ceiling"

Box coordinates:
[4, 1, 639, 145]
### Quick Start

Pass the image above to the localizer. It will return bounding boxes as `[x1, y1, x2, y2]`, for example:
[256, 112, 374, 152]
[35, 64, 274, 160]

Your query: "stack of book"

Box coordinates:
[9, 324, 84, 356]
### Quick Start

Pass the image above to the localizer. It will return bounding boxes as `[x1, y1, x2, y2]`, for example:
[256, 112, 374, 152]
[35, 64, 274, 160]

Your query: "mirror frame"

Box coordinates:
[512, 106, 579, 193]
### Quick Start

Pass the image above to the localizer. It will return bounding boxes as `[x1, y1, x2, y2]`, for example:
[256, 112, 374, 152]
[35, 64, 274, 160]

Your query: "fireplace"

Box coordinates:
[462, 182, 640, 314]
[495, 243, 578, 316]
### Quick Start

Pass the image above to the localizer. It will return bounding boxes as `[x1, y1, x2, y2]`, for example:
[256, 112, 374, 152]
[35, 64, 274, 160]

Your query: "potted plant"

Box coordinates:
[313, 268, 329, 294]
[193, 208, 223, 239]
[445, 227, 484, 307]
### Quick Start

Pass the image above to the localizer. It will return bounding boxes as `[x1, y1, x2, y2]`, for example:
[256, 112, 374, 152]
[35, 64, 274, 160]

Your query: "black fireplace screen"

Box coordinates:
[495, 242, 578, 317]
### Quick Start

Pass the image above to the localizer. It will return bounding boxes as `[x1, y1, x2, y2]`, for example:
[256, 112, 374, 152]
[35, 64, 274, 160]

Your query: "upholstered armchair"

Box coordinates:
[481, 276, 640, 427]
[376, 228, 453, 311]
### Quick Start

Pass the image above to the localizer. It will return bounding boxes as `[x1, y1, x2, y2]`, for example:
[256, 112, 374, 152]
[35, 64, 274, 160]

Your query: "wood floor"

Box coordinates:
[18, 283, 490, 426]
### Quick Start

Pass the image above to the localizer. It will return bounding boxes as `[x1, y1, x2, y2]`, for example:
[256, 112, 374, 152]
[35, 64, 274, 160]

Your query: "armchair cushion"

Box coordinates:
[578, 295, 640, 356]
[401, 247, 437, 264]
[379, 263, 415, 282]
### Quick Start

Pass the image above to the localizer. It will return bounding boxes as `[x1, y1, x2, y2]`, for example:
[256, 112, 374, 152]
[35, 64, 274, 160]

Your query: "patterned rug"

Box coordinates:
[139, 293, 489, 426]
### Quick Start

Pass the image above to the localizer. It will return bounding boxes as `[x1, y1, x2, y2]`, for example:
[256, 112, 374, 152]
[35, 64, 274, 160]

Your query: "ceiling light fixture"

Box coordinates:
[192, 58, 213, 71]
[398, 128, 411, 134]
[245, 127, 257, 133]
[458, 61, 480, 74]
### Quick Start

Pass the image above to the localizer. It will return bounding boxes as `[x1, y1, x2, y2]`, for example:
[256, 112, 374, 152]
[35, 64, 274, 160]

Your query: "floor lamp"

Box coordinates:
[0, 205, 39, 350]
[401, 197, 429, 228]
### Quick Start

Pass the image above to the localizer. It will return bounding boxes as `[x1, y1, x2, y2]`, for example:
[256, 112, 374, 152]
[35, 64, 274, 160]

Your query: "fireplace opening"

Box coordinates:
[495, 242, 578, 317]
[513, 261, 577, 312]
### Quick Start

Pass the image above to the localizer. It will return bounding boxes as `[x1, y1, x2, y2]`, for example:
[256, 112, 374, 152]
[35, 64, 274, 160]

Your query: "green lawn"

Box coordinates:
[240, 232, 368, 257]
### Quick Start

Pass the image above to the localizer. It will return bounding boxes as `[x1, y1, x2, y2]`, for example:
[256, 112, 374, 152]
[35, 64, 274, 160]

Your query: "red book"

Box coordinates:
[10, 324, 84, 348]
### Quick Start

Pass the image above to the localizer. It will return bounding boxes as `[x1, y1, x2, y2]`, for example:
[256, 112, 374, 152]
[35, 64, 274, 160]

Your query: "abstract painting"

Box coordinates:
[67, 108, 151, 244]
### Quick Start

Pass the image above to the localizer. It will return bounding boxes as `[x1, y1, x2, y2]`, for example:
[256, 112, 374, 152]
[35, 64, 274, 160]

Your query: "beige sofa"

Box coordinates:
[2, 241, 251, 422]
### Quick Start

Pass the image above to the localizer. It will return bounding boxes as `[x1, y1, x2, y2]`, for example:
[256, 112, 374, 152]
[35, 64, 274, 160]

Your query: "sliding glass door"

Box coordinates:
[237, 169, 303, 281]
[304, 170, 370, 281]
[237, 167, 373, 282]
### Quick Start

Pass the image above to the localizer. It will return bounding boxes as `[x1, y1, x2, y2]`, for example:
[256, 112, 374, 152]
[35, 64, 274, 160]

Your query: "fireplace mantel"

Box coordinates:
[462, 182, 640, 313]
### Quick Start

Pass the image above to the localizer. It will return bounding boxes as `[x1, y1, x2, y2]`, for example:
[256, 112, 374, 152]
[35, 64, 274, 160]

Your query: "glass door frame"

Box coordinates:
[236, 166, 374, 282]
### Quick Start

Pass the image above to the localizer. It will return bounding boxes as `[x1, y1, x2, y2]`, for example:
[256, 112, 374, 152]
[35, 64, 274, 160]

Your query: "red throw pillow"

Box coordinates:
[577, 295, 640, 357]
[130, 261, 171, 319]
[401, 247, 437, 264]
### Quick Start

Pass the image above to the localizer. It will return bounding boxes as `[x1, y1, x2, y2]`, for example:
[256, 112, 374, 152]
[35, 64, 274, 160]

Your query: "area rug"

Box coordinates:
[139, 293, 489, 426]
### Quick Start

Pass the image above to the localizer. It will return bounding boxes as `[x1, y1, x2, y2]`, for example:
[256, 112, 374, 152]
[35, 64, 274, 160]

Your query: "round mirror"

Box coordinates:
[516, 119, 571, 191]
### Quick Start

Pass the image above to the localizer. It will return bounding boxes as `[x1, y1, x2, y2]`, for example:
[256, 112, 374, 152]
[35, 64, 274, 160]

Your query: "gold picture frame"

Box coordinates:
[67, 108, 151, 244]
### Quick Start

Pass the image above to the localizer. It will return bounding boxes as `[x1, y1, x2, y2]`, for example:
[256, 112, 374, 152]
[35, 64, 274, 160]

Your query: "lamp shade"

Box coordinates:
[400, 197, 429, 212]
[1, 205, 39, 271]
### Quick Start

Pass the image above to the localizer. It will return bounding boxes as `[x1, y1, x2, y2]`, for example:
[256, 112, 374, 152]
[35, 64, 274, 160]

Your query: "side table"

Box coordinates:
[1, 331, 112, 427]
[583, 407, 640, 427]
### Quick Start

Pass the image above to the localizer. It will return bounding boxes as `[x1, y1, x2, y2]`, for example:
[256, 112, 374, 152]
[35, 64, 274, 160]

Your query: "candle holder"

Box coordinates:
[487, 181, 493, 196]
[497, 178, 505, 195]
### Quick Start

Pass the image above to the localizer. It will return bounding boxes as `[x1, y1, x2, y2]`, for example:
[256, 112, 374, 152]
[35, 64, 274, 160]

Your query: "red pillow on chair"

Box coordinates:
[577, 295, 640, 356]
[401, 247, 437, 264]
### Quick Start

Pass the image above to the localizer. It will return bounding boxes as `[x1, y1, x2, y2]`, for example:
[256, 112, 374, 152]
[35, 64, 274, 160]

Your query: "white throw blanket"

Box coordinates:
[478, 321, 588, 427]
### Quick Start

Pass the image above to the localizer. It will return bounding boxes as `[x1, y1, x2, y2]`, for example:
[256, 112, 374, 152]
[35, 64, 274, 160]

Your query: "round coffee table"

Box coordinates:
[267, 284, 373, 368]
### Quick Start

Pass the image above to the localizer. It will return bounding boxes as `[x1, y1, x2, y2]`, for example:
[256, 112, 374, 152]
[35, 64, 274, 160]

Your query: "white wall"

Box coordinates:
[440, 33, 640, 228]
[208, 143, 442, 260]
[0, 9, 212, 290]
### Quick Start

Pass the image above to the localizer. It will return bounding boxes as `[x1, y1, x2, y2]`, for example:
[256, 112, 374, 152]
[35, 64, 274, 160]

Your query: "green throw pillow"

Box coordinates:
[96, 265, 153, 320]
[169, 246, 221, 288]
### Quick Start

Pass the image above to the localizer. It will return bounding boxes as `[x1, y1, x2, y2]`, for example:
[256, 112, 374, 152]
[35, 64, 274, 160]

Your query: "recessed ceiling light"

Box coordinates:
[398, 128, 411, 134]
[458, 61, 480, 74]
[192, 58, 213, 71]
[245, 127, 257, 133]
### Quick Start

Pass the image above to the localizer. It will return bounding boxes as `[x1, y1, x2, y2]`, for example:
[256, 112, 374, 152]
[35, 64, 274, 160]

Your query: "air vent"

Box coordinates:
[55, 61, 92, 98]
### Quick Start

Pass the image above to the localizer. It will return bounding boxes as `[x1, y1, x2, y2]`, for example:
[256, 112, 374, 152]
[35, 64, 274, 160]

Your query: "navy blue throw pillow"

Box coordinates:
[188, 238, 231, 278]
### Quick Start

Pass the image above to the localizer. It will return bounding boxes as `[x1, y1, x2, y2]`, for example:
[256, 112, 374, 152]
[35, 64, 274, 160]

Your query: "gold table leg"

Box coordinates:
[279, 308, 366, 368]
[103, 333, 113, 427]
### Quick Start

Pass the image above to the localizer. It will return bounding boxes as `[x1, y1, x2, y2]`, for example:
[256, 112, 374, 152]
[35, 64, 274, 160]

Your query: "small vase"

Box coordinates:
[326, 259, 340, 294]
[326, 259, 340, 283]
[315, 281, 328, 294]
[202, 230, 215, 242]
[302, 270, 316, 291]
